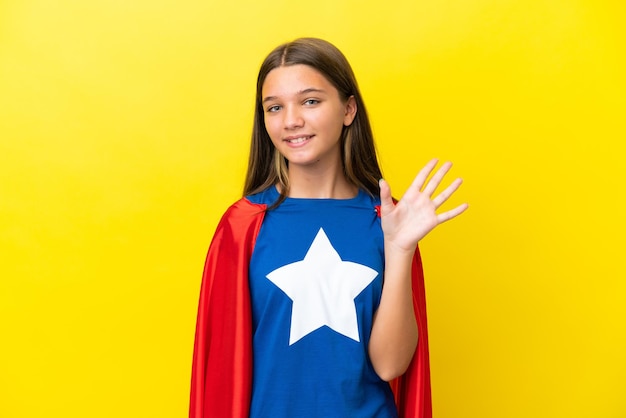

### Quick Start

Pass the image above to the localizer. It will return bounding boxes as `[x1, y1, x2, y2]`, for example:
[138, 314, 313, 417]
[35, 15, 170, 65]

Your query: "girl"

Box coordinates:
[190, 38, 467, 418]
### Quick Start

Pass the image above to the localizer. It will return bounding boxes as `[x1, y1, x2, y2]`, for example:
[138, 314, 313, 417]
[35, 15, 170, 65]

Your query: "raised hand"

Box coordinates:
[379, 159, 468, 253]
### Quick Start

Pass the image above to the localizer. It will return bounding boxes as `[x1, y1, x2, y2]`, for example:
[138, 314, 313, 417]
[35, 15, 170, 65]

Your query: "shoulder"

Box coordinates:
[354, 188, 381, 214]
[245, 185, 279, 206]
[219, 197, 266, 224]
[210, 197, 267, 252]
[219, 185, 277, 221]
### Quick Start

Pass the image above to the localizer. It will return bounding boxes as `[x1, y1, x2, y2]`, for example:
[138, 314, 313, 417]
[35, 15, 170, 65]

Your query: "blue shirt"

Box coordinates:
[247, 187, 398, 418]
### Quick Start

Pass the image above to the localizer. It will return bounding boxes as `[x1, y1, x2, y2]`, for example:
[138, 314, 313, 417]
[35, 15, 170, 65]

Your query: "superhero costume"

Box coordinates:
[189, 194, 432, 417]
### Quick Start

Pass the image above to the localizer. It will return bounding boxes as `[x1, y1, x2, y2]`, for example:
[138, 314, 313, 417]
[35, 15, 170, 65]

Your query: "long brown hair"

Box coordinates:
[243, 38, 383, 207]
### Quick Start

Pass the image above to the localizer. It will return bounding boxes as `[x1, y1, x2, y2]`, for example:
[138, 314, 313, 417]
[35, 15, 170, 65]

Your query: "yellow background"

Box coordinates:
[1, 0, 624, 417]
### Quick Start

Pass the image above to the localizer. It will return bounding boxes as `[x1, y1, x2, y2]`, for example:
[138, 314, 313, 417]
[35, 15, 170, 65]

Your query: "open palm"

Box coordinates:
[379, 159, 468, 253]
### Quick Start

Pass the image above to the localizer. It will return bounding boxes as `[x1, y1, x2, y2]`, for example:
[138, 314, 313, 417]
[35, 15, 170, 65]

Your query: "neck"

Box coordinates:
[285, 163, 357, 199]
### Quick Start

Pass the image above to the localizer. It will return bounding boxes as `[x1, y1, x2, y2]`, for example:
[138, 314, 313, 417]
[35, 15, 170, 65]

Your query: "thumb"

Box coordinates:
[379, 178, 394, 216]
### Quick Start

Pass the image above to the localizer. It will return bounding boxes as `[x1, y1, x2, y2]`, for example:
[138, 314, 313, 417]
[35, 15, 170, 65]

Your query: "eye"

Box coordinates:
[266, 105, 281, 113]
[303, 99, 320, 106]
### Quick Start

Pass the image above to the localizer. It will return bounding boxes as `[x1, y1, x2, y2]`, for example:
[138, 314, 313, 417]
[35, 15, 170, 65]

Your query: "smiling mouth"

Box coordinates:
[285, 135, 313, 144]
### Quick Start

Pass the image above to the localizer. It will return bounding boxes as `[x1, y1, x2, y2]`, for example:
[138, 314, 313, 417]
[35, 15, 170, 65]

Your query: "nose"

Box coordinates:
[284, 105, 304, 130]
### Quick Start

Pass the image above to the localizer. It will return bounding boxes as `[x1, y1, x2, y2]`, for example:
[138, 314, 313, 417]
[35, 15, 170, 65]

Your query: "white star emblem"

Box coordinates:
[266, 228, 378, 345]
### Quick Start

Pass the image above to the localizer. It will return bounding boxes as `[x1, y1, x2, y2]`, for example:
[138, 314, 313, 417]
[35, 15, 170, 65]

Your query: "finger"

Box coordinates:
[432, 177, 463, 208]
[405, 158, 438, 198]
[422, 161, 453, 197]
[436, 203, 469, 223]
[379, 178, 394, 215]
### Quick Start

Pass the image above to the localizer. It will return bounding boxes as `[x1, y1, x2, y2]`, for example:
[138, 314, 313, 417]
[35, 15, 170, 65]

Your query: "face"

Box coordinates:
[261, 64, 357, 171]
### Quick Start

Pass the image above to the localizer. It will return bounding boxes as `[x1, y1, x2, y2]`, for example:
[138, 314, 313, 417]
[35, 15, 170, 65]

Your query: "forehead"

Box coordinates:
[262, 64, 336, 98]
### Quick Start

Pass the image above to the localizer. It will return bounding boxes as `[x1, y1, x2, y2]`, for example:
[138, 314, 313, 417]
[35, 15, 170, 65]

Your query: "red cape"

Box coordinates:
[190, 198, 432, 417]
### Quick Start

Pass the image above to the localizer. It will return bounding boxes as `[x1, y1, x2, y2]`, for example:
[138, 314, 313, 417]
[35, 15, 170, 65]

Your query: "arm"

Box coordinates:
[368, 241, 419, 381]
[368, 159, 468, 381]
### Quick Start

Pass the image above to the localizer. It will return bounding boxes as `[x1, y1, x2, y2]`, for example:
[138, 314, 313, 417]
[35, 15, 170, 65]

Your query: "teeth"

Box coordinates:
[287, 136, 309, 144]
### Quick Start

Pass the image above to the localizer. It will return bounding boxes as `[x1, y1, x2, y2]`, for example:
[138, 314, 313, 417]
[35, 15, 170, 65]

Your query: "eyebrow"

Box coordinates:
[262, 88, 327, 104]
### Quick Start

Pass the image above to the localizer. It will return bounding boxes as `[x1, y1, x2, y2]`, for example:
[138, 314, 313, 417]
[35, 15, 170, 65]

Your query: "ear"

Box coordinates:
[343, 95, 357, 126]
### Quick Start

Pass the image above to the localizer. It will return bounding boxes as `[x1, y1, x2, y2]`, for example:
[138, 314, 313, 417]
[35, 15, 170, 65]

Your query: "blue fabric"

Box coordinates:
[247, 187, 398, 418]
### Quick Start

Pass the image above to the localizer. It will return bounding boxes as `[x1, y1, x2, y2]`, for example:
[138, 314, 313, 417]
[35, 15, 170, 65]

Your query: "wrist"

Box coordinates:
[384, 239, 417, 260]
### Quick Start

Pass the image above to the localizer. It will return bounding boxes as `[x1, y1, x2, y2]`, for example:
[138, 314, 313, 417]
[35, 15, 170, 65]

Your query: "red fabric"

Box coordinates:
[190, 198, 432, 418]
[189, 199, 266, 418]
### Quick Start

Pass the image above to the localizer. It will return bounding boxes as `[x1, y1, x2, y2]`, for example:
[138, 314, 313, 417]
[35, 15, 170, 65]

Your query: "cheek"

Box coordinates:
[310, 111, 339, 134]
[264, 119, 282, 147]
[324, 112, 347, 137]
[263, 117, 277, 137]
